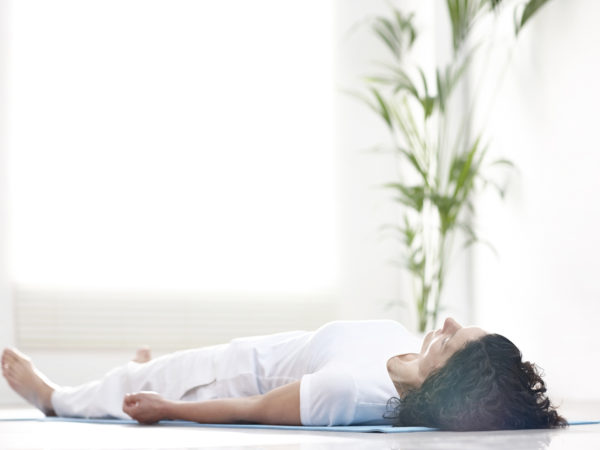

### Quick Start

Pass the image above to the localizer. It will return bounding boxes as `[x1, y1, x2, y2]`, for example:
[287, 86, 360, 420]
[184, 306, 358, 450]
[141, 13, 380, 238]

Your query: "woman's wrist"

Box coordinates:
[161, 399, 179, 420]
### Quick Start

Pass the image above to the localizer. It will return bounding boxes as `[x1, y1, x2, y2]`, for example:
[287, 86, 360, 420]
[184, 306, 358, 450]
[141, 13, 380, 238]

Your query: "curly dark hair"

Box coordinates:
[384, 334, 567, 431]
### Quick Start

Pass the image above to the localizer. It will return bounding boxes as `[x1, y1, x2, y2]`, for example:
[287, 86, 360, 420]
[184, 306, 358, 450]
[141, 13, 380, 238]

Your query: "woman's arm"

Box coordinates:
[122, 380, 301, 425]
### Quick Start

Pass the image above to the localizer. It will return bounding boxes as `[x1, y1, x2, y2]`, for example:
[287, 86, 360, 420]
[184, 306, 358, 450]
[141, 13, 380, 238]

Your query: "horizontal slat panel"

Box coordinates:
[15, 286, 337, 350]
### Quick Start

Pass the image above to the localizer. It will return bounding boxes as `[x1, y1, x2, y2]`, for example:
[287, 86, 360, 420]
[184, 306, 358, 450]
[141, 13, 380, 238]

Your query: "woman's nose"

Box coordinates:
[442, 317, 461, 333]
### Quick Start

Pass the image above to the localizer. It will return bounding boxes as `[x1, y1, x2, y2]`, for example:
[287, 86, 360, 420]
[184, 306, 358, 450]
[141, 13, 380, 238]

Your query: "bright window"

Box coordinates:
[7, 0, 337, 294]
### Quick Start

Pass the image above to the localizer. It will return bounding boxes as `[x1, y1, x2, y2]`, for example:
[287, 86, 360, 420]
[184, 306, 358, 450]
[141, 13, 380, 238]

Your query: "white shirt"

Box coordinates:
[212, 320, 421, 426]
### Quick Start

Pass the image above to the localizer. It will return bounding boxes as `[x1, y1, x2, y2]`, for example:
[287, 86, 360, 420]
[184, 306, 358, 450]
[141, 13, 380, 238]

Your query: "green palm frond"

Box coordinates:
[382, 182, 426, 212]
[515, 0, 552, 34]
[446, 0, 485, 53]
[372, 10, 416, 61]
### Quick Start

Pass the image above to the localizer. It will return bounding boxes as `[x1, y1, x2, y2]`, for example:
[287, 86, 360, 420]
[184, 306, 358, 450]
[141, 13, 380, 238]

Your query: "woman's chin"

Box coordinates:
[420, 331, 433, 353]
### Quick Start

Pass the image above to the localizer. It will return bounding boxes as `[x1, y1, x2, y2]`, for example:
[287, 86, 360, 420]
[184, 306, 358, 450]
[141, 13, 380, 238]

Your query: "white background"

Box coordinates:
[1, 0, 599, 405]
[6, 0, 337, 294]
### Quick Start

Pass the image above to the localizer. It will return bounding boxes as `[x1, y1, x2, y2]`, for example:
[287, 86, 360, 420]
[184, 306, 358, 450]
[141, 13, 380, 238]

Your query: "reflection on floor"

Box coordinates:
[0, 404, 598, 450]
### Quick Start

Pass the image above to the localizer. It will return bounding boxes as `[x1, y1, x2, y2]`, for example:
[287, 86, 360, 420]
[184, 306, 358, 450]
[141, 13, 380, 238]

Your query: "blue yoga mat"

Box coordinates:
[0, 417, 433, 432]
[1, 417, 598, 432]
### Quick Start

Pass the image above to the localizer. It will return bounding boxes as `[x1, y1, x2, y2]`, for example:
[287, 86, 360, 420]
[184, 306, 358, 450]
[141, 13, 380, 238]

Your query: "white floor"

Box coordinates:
[0, 403, 599, 450]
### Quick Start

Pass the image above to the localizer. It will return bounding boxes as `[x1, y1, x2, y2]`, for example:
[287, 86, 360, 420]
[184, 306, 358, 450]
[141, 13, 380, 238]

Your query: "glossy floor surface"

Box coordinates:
[0, 404, 598, 450]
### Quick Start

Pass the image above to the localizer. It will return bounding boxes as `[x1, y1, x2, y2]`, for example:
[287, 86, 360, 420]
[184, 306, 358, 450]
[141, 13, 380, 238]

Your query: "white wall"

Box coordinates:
[473, 0, 600, 401]
[0, 0, 17, 404]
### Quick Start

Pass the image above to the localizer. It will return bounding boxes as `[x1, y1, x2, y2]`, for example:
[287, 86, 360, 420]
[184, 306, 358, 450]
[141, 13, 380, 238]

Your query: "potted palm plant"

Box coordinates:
[356, 0, 552, 332]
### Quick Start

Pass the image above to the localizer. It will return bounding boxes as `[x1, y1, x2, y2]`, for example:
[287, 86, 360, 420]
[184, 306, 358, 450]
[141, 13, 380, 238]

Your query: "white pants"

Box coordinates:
[51, 345, 225, 419]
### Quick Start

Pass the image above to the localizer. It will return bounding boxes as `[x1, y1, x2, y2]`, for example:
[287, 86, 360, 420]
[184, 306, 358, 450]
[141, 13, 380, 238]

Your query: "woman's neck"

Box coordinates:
[389, 353, 423, 396]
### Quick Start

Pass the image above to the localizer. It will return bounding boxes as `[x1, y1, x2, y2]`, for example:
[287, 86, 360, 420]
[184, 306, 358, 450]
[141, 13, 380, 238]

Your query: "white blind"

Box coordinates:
[6, 0, 337, 294]
[15, 287, 336, 349]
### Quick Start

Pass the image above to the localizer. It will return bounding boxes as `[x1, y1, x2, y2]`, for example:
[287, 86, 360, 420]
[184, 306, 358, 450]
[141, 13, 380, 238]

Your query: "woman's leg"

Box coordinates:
[2, 345, 221, 419]
[51, 360, 147, 419]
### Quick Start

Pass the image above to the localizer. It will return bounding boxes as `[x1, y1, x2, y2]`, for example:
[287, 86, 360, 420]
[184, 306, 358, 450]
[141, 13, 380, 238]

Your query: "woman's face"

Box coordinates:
[387, 317, 487, 392]
[416, 317, 487, 379]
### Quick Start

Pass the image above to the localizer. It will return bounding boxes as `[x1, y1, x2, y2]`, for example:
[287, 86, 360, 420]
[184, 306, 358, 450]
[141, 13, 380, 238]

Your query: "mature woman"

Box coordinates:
[1, 318, 566, 431]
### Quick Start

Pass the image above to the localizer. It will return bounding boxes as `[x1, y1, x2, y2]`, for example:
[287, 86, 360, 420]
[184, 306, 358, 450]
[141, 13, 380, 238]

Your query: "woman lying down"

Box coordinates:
[1, 318, 566, 431]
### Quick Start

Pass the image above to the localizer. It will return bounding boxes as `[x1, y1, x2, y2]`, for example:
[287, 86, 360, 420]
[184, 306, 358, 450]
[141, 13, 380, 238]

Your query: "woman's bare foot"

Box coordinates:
[132, 346, 152, 363]
[1, 348, 58, 416]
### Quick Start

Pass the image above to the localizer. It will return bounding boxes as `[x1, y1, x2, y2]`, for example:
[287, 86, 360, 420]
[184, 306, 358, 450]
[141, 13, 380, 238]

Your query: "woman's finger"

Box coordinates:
[122, 397, 140, 417]
[123, 393, 140, 405]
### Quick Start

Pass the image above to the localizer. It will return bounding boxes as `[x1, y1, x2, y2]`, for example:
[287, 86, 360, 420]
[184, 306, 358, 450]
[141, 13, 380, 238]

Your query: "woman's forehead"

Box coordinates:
[456, 326, 487, 342]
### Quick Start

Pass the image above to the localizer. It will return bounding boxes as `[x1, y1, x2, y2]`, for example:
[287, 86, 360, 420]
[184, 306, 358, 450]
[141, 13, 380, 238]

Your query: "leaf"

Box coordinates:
[362, 75, 399, 85]
[446, 0, 460, 52]
[478, 158, 516, 198]
[436, 69, 446, 112]
[516, 0, 552, 35]
[344, 89, 394, 131]
[430, 193, 458, 234]
[417, 68, 429, 101]
[417, 68, 435, 119]
[378, 223, 418, 246]
[407, 246, 426, 273]
[479, 175, 509, 199]
[446, 0, 485, 53]
[452, 136, 483, 202]
[448, 46, 477, 91]
[373, 17, 400, 59]
[369, 88, 393, 129]
[436, 137, 487, 234]
[433, 49, 476, 114]
[490, 158, 515, 168]
[384, 298, 409, 310]
[382, 183, 425, 211]
[394, 10, 417, 46]
[431, 193, 455, 217]
[408, 256, 425, 274]
[455, 220, 500, 257]
[390, 98, 427, 152]
[465, 237, 499, 256]
[465, 199, 475, 214]
[457, 221, 477, 241]
[372, 9, 417, 61]
[449, 150, 481, 194]
[389, 67, 437, 120]
[398, 147, 428, 183]
[390, 67, 420, 100]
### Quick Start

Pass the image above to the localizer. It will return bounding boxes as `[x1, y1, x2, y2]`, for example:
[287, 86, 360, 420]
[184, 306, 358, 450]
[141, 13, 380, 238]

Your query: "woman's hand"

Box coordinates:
[122, 391, 170, 424]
